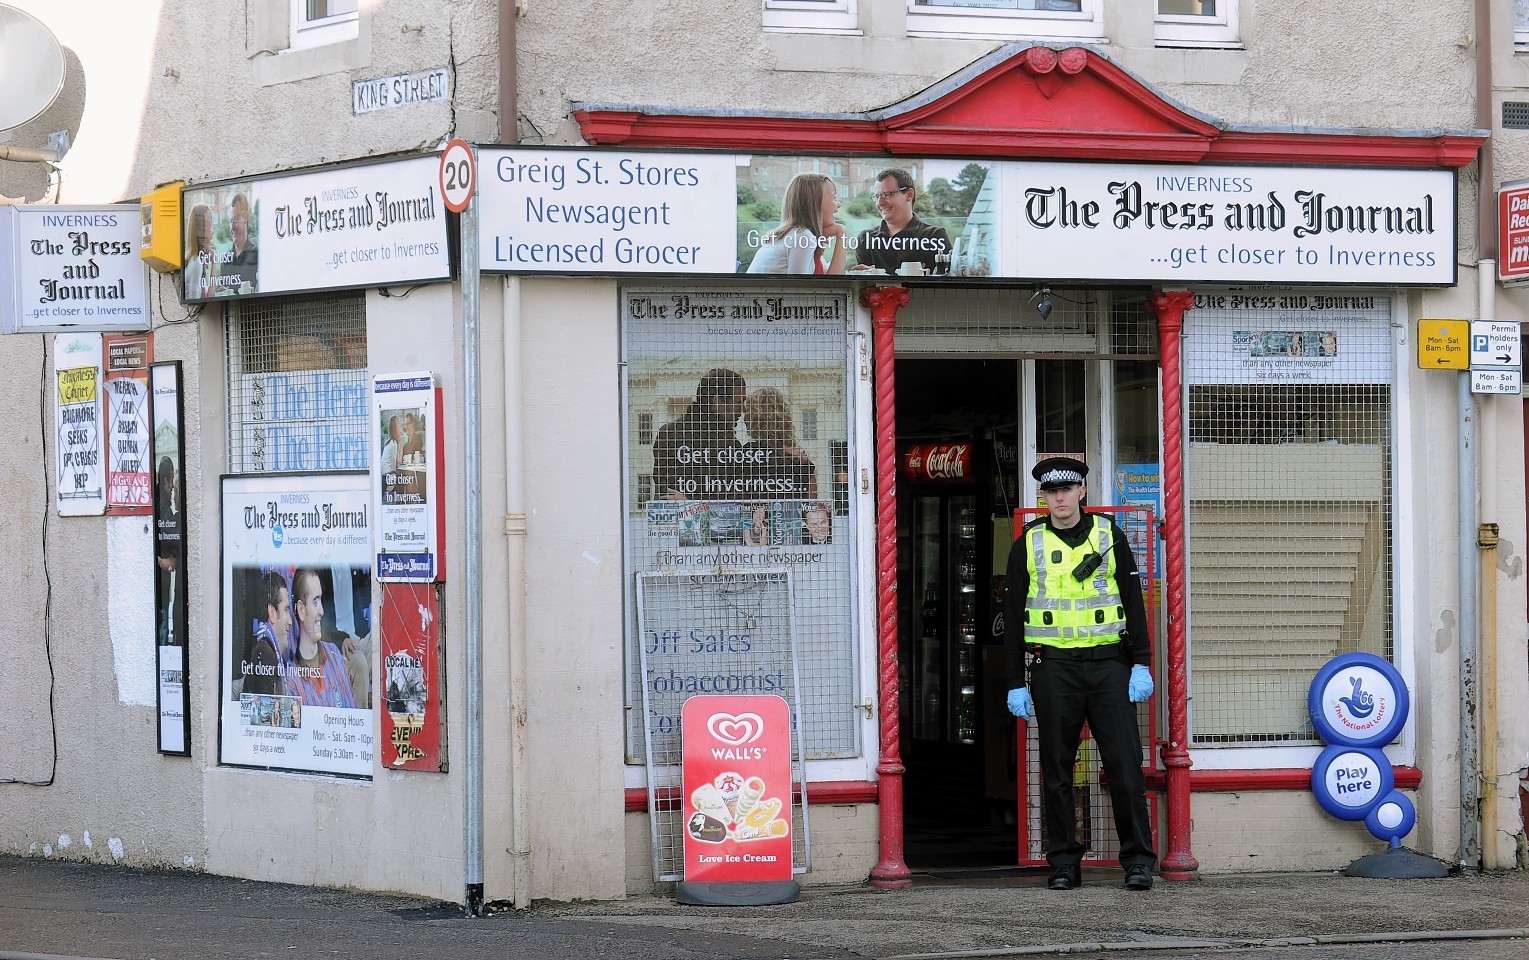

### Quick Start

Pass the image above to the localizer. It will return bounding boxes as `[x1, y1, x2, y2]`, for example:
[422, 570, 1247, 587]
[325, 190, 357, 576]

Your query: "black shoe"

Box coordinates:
[1048, 866, 1081, 890]
[1123, 865, 1153, 891]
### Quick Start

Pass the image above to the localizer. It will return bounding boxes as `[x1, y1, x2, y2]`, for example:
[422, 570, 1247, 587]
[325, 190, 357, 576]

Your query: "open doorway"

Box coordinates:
[895, 358, 1023, 868]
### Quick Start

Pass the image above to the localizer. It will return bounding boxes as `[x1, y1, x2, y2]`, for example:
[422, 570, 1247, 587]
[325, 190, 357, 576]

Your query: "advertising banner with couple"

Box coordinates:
[479, 147, 1455, 286]
[623, 289, 860, 764]
[219, 472, 375, 777]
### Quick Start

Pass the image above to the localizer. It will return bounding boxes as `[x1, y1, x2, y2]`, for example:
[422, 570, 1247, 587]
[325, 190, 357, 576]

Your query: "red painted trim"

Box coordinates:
[1148, 291, 1199, 882]
[573, 47, 1485, 169]
[624, 780, 879, 814]
[864, 285, 913, 890]
[1143, 766, 1424, 793]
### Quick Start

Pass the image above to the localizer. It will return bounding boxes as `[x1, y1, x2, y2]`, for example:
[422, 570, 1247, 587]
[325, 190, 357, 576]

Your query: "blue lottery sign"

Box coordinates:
[1308, 653, 1413, 843]
[1307, 652, 1408, 747]
[1311, 745, 1393, 821]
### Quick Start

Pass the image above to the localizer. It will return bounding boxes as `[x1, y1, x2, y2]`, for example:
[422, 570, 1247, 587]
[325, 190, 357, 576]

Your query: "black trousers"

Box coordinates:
[1029, 655, 1157, 870]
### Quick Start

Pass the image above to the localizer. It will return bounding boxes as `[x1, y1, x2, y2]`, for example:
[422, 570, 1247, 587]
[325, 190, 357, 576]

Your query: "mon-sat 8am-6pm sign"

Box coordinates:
[475, 147, 1456, 285]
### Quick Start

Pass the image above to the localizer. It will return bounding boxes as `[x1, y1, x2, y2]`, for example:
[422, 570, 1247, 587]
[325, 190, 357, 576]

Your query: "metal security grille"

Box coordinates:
[622, 287, 860, 773]
[1182, 291, 1393, 746]
[225, 293, 369, 473]
[894, 287, 1157, 357]
[636, 571, 810, 881]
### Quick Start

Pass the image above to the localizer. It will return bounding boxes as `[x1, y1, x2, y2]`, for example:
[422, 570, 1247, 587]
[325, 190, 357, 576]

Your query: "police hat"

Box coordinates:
[1032, 456, 1088, 490]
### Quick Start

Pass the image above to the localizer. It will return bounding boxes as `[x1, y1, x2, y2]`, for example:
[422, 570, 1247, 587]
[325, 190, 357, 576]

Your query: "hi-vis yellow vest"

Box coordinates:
[1023, 514, 1126, 647]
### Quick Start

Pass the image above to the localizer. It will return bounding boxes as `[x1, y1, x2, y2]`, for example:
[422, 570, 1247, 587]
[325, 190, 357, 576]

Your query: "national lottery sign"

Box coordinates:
[476, 147, 1456, 286]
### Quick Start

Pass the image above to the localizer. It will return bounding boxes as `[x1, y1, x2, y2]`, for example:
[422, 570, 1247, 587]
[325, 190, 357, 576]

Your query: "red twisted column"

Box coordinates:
[863, 285, 912, 889]
[1147, 290, 1200, 881]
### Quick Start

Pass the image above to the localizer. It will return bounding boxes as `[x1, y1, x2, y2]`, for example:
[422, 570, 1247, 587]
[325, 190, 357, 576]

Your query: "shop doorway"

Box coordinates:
[898, 354, 1160, 869]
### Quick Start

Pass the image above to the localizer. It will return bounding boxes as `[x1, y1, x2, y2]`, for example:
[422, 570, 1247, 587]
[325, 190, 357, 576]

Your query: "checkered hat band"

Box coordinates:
[1039, 469, 1083, 486]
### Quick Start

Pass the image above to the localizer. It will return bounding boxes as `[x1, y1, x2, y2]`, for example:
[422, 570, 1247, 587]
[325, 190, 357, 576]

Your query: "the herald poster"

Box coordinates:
[681, 695, 793, 882]
[379, 580, 445, 771]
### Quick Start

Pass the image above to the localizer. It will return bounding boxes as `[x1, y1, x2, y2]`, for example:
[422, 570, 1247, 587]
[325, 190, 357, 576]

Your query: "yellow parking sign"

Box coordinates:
[1417, 318, 1469, 370]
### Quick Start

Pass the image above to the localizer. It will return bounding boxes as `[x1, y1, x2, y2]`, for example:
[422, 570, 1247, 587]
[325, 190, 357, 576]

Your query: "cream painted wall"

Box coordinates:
[520, 279, 628, 902]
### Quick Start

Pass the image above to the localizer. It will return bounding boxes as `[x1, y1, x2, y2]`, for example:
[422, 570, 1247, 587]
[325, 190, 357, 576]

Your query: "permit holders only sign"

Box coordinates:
[681, 695, 794, 885]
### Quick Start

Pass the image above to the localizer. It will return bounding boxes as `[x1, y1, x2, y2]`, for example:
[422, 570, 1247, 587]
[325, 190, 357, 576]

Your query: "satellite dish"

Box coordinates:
[0, 4, 66, 132]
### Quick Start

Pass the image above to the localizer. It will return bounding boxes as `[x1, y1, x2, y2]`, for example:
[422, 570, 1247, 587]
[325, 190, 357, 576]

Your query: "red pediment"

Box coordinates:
[573, 44, 1482, 168]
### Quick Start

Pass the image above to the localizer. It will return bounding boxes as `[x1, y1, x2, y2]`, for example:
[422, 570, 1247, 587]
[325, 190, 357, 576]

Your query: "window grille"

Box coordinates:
[1504, 102, 1529, 130]
[1182, 291, 1393, 746]
[894, 287, 1157, 358]
[225, 292, 369, 474]
[622, 287, 860, 767]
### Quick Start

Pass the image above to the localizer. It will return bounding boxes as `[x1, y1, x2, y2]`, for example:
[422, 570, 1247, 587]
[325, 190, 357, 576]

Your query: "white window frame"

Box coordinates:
[289, 0, 360, 50]
[763, 0, 861, 35]
[1516, 7, 1529, 53]
[905, 0, 1104, 42]
[251, 0, 370, 85]
[1155, 0, 1241, 49]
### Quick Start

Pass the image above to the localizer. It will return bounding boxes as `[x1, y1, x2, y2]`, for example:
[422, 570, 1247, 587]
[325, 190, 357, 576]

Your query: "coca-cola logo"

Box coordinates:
[903, 443, 973, 483]
[924, 444, 968, 478]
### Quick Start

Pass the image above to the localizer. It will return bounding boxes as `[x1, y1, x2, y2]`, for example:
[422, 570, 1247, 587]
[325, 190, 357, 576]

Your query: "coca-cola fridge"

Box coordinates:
[900, 441, 982, 747]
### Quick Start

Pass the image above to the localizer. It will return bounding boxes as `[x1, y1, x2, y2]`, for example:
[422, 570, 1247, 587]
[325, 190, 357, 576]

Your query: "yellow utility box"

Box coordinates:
[139, 181, 184, 272]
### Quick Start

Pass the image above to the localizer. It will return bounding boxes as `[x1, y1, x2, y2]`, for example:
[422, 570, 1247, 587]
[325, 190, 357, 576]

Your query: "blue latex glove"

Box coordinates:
[1006, 687, 1035, 721]
[1128, 665, 1154, 703]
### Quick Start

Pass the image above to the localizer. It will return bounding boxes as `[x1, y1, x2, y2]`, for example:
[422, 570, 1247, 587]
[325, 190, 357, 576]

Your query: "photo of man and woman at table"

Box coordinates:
[379, 406, 428, 504]
[647, 368, 832, 547]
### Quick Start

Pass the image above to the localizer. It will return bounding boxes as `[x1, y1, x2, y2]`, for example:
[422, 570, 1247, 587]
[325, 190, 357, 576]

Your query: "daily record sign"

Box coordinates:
[1500, 179, 1529, 284]
[681, 695, 793, 883]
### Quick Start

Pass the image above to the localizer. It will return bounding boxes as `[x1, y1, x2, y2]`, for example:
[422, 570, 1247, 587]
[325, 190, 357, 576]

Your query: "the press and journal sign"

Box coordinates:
[474, 146, 1455, 285]
[180, 155, 452, 303]
[0, 205, 150, 334]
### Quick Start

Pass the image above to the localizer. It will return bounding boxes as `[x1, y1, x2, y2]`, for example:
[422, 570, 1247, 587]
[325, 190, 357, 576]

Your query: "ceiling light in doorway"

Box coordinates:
[1030, 287, 1054, 321]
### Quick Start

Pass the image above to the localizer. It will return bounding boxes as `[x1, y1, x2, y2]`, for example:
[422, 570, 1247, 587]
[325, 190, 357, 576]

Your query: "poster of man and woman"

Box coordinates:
[219, 472, 376, 777]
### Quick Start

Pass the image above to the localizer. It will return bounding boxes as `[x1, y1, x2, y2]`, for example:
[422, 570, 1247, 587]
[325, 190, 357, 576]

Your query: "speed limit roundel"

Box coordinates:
[439, 138, 475, 213]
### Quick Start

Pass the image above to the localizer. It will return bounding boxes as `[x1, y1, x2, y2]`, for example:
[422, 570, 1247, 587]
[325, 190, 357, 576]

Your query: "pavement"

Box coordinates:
[4, 854, 1529, 960]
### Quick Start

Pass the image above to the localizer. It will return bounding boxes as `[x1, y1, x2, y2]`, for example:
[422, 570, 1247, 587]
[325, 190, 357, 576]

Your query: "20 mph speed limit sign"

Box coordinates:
[439, 139, 476, 213]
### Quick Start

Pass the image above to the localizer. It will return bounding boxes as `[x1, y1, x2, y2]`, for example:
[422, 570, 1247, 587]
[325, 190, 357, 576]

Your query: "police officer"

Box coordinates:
[1003, 457, 1157, 891]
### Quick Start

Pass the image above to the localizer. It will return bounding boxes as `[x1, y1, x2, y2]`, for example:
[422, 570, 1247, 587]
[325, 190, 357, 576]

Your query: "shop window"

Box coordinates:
[905, 0, 1104, 41]
[622, 287, 860, 767]
[763, 0, 860, 34]
[1182, 293, 1393, 748]
[1156, 0, 1241, 48]
[225, 292, 369, 474]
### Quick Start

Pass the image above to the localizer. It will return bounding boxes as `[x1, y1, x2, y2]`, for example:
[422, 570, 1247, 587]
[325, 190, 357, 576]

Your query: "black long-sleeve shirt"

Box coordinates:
[1002, 511, 1152, 690]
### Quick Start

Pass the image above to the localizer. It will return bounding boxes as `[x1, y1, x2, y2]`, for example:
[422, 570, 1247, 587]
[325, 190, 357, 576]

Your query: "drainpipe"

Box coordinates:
[503, 277, 532, 906]
[1148, 290, 1199, 881]
[499, 1, 519, 143]
[1465, 0, 1495, 872]
[1480, 522, 1502, 867]
[863, 285, 912, 890]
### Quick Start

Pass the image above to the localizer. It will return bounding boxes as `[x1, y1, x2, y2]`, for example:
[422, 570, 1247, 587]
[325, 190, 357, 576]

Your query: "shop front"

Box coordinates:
[551, 42, 1485, 887]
